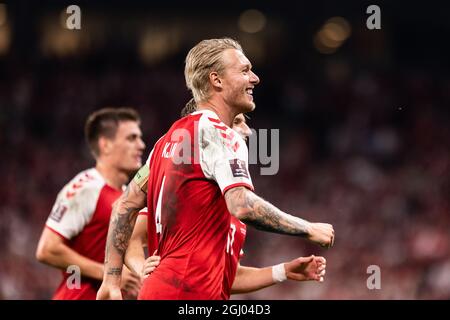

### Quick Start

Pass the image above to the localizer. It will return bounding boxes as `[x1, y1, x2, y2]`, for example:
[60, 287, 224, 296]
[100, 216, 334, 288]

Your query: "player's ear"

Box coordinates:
[98, 136, 113, 156]
[209, 71, 222, 89]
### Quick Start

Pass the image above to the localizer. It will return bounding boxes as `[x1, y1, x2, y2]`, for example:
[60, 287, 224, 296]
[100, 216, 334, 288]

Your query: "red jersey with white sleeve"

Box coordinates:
[221, 216, 247, 300]
[138, 109, 253, 300]
[45, 168, 123, 300]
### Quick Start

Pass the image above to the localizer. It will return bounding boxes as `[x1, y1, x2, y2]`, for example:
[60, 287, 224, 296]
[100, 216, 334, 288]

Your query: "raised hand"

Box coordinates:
[142, 250, 161, 278]
[307, 223, 335, 248]
[120, 266, 141, 299]
[284, 255, 326, 282]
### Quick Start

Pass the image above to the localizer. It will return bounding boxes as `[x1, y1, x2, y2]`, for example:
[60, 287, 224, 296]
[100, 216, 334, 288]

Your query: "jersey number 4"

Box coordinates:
[154, 176, 166, 234]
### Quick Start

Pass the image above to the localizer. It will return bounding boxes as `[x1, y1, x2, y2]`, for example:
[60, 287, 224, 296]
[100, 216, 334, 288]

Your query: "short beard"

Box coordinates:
[239, 101, 255, 114]
[226, 94, 255, 115]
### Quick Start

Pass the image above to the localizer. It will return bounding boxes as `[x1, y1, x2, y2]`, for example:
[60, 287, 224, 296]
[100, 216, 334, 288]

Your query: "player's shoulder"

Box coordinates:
[67, 168, 105, 188]
[58, 168, 105, 201]
[195, 110, 234, 140]
[139, 207, 149, 215]
[196, 110, 246, 154]
[195, 109, 227, 128]
[161, 110, 226, 139]
[151, 134, 167, 150]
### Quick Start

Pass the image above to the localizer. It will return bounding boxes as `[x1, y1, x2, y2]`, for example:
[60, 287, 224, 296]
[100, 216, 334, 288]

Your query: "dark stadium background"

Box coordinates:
[0, 0, 449, 299]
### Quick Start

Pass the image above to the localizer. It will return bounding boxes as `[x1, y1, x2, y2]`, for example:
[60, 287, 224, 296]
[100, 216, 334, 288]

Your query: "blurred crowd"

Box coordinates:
[1, 56, 448, 299]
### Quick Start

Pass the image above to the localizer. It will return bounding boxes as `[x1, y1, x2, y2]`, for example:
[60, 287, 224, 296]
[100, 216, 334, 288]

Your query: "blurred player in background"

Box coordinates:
[36, 108, 145, 300]
[97, 38, 334, 300]
[125, 107, 327, 300]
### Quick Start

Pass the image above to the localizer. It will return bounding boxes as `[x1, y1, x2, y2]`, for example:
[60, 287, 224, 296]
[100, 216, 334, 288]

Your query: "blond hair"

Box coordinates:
[184, 38, 243, 103]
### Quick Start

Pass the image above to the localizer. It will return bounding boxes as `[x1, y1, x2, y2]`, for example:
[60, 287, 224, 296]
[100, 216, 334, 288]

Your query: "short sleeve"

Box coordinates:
[199, 115, 254, 194]
[139, 207, 149, 216]
[45, 181, 102, 240]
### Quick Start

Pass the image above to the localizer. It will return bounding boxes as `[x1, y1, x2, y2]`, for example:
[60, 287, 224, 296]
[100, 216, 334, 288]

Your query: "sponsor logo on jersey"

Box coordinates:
[229, 159, 249, 178]
[50, 203, 68, 222]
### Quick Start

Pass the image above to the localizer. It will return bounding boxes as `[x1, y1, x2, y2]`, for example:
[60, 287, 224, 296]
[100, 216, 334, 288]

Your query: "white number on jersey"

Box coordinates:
[226, 223, 236, 255]
[154, 176, 166, 234]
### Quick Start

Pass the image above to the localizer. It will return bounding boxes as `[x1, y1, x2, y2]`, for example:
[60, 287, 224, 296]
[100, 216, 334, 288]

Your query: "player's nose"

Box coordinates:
[250, 71, 260, 85]
[137, 138, 146, 150]
[243, 124, 252, 138]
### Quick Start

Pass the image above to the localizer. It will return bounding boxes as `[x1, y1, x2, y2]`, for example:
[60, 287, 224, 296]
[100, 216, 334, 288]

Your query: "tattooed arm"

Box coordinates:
[224, 187, 335, 248]
[97, 179, 147, 300]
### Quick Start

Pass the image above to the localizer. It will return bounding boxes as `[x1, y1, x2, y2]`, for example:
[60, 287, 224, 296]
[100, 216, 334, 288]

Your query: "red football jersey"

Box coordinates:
[140, 209, 247, 300]
[45, 168, 123, 300]
[138, 110, 253, 300]
[221, 216, 247, 300]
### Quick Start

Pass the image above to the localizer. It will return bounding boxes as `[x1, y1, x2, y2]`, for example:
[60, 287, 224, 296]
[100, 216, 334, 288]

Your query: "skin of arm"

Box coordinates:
[36, 227, 142, 297]
[230, 264, 274, 294]
[231, 255, 326, 294]
[124, 214, 148, 277]
[224, 187, 334, 247]
[109, 182, 145, 272]
[124, 164, 149, 276]
[97, 164, 148, 299]
[36, 229, 104, 280]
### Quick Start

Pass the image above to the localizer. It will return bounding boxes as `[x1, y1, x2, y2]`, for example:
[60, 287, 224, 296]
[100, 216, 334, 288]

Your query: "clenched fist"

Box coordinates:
[307, 223, 335, 248]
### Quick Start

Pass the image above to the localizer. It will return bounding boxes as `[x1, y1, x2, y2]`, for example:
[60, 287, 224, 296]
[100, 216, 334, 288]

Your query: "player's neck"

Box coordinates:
[95, 161, 128, 190]
[197, 100, 235, 127]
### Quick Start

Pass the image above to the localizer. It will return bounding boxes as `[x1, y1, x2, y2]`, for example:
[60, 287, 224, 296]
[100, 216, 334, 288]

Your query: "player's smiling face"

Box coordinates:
[110, 120, 145, 174]
[220, 49, 260, 114]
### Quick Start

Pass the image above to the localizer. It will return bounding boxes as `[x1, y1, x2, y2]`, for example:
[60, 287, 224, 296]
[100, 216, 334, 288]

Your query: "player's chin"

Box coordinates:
[241, 102, 255, 113]
[126, 163, 143, 174]
[134, 160, 143, 169]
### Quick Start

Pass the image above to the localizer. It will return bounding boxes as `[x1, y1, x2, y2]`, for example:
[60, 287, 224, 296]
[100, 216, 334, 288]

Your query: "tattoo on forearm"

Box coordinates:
[107, 267, 122, 276]
[226, 187, 310, 236]
[104, 182, 146, 267]
[111, 210, 136, 256]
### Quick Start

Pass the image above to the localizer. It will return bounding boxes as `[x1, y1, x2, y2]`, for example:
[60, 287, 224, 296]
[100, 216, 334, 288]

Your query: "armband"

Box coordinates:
[133, 165, 149, 192]
[272, 263, 287, 282]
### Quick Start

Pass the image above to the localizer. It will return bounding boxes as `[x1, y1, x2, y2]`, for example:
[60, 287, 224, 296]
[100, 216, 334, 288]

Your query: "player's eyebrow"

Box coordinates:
[127, 133, 141, 139]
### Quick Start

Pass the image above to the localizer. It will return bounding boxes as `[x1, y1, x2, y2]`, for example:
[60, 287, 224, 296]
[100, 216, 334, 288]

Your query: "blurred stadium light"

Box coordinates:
[139, 27, 181, 65]
[40, 11, 91, 57]
[238, 9, 267, 34]
[314, 17, 351, 54]
[0, 23, 10, 56]
[0, 3, 7, 26]
[0, 3, 9, 55]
